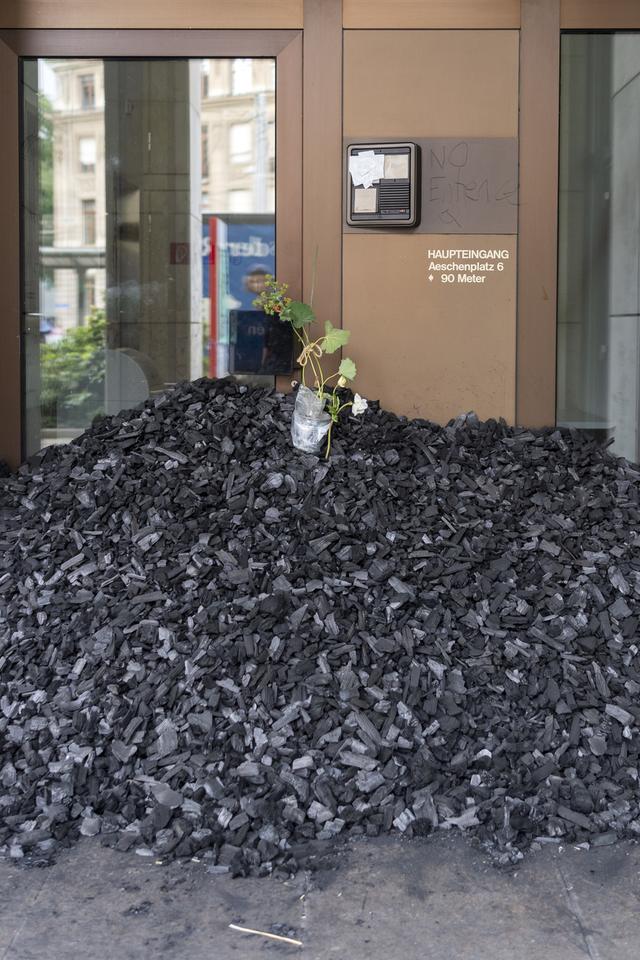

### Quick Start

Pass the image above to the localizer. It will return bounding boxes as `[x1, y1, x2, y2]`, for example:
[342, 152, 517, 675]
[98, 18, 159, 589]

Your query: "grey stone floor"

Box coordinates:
[1, 834, 639, 959]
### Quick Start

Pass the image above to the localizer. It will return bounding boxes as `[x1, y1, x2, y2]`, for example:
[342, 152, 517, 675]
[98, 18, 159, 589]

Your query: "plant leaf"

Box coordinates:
[287, 300, 315, 329]
[322, 321, 350, 354]
[338, 357, 357, 381]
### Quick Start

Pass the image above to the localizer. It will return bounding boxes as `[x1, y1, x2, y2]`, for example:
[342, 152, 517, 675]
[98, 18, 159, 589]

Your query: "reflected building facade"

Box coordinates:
[26, 56, 276, 451]
[48, 57, 274, 333]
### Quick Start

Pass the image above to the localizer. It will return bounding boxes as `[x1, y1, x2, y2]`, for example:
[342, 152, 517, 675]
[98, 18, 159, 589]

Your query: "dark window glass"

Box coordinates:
[558, 33, 640, 462]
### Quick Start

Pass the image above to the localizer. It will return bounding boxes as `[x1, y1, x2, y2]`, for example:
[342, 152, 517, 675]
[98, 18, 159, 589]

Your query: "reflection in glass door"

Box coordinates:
[20, 57, 288, 457]
[557, 34, 640, 462]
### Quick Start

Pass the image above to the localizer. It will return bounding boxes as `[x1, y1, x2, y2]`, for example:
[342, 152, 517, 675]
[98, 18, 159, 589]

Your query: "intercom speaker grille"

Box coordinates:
[378, 181, 411, 212]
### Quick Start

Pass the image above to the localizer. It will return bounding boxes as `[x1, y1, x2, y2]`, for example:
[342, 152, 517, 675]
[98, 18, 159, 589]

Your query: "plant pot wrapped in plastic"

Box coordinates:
[291, 384, 331, 454]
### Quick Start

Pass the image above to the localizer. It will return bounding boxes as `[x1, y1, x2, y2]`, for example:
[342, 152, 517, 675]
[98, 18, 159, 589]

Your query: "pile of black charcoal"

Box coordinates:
[1, 377, 640, 876]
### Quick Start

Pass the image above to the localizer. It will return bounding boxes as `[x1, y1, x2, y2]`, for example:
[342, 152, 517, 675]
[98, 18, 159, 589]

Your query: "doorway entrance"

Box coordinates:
[22, 55, 279, 456]
[0, 28, 302, 466]
[557, 32, 640, 462]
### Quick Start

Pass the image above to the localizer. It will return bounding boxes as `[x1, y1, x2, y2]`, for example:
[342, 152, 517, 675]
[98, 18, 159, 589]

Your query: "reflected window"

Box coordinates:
[230, 123, 251, 164]
[20, 56, 281, 456]
[79, 137, 96, 173]
[85, 273, 96, 310]
[79, 74, 95, 110]
[81, 198, 96, 244]
[201, 60, 210, 99]
[229, 189, 252, 213]
[557, 34, 640, 462]
[231, 58, 252, 95]
[201, 125, 210, 179]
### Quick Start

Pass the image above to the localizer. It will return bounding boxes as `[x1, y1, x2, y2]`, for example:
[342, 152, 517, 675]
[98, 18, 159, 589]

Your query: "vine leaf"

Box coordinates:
[287, 301, 315, 329]
[338, 357, 357, 381]
[322, 321, 350, 354]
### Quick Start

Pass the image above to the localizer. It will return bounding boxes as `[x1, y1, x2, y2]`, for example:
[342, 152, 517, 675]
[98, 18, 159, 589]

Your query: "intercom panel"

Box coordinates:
[346, 142, 420, 227]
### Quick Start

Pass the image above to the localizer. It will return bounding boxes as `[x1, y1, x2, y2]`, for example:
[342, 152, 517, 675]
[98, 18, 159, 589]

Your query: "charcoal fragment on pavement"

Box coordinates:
[1, 377, 640, 875]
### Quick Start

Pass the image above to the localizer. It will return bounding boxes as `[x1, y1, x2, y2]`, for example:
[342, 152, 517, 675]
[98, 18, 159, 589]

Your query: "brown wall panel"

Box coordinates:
[0, 38, 20, 470]
[276, 33, 303, 300]
[303, 0, 343, 327]
[0, 1, 303, 29]
[516, 0, 560, 427]
[561, 0, 640, 29]
[344, 0, 520, 29]
[344, 31, 519, 139]
[343, 235, 517, 424]
[343, 29, 519, 426]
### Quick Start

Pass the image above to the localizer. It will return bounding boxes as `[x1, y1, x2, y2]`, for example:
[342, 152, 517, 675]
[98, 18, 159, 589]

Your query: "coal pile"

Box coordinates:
[1, 377, 640, 876]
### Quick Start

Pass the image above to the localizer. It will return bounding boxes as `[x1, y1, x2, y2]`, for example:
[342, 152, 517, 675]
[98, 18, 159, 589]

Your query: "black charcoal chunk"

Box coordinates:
[589, 735, 608, 757]
[80, 817, 102, 837]
[237, 761, 263, 780]
[356, 771, 386, 793]
[557, 806, 593, 831]
[150, 784, 183, 809]
[605, 704, 634, 726]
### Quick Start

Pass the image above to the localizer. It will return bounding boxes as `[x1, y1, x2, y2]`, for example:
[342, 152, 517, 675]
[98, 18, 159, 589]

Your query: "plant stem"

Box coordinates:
[293, 329, 307, 386]
[300, 335, 326, 394]
[325, 422, 333, 459]
[324, 401, 354, 459]
[306, 348, 324, 392]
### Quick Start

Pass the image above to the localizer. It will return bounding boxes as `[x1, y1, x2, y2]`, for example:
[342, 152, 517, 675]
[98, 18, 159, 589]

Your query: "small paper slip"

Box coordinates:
[353, 187, 377, 213]
[384, 154, 409, 179]
[349, 150, 385, 188]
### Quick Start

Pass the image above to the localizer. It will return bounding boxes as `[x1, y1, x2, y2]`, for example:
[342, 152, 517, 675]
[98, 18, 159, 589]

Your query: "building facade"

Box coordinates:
[0, 0, 639, 468]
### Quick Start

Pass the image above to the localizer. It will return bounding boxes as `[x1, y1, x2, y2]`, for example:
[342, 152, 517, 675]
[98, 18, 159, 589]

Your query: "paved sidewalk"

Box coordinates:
[0, 834, 638, 959]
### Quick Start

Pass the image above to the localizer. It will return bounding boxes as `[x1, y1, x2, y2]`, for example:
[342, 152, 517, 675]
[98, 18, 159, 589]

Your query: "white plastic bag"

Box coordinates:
[291, 385, 331, 454]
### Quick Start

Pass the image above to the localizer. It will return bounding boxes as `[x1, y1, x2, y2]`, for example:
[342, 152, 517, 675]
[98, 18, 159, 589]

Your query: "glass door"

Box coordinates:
[557, 33, 640, 462]
[21, 56, 290, 457]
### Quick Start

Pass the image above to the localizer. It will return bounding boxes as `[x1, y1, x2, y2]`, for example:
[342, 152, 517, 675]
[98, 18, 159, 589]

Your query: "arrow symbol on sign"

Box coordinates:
[428, 275, 434, 282]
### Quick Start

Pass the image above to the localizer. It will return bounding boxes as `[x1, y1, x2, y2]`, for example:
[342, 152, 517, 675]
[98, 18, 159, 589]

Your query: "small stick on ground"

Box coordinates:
[228, 923, 303, 947]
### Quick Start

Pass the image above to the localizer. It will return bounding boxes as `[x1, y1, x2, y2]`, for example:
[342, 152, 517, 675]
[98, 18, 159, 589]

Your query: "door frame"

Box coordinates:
[0, 28, 302, 468]
[517, 0, 640, 427]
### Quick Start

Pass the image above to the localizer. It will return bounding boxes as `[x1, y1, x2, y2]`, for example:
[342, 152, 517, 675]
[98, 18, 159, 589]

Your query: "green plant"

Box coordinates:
[254, 276, 367, 456]
[41, 309, 106, 429]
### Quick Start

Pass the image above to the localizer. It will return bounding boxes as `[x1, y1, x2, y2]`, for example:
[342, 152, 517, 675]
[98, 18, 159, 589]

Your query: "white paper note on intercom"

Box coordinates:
[353, 188, 377, 213]
[349, 150, 385, 189]
[383, 154, 409, 179]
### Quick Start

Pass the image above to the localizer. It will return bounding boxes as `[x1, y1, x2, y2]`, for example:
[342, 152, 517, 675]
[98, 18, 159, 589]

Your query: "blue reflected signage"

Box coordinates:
[202, 214, 291, 376]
